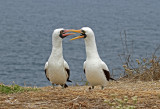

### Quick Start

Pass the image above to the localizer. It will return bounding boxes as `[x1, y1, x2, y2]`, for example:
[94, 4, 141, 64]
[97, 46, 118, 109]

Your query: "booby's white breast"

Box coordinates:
[84, 59, 108, 86]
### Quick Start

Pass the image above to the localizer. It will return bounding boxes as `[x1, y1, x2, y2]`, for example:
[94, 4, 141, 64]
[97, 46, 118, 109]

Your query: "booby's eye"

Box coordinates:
[60, 30, 64, 34]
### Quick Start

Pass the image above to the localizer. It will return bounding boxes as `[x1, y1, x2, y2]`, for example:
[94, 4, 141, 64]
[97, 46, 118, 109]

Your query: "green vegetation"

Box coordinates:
[73, 74, 89, 86]
[0, 83, 39, 94]
[104, 95, 138, 109]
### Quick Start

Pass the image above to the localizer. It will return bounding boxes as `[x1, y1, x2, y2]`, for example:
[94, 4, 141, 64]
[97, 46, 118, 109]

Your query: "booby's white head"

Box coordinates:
[52, 28, 75, 40]
[51, 28, 75, 45]
[81, 27, 94, 39]
[52, 28, 63, 38]
[50, 28, 75, 59]
[68, 27, 100, 59]
[68, 27, 95, 41]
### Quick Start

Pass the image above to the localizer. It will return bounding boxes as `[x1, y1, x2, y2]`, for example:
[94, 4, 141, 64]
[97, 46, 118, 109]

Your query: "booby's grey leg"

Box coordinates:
[92, 86, 94, 89]
[62, 84, 65, 89]
[52, 83, 55, 88]
[101, 86, 104, 90]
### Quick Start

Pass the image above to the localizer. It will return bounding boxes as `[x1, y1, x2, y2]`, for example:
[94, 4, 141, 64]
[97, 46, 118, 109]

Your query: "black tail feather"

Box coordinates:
[110, 77, 116, 81]
[67, 79, 72, 82]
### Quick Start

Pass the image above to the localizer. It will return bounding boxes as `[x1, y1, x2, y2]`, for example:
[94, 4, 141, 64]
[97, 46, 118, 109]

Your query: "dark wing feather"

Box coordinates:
[65, 68, 72, 82]
[103, 69, 116, 81]
[84, 69, 85, 74]
[45, 69, 50, 81]
[103, 69, 111, 81]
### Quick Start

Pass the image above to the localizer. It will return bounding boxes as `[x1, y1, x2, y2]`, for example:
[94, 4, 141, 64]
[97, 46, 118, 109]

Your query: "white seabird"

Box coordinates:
[44, 28, 74, 88]
[69, 27, 115, 89]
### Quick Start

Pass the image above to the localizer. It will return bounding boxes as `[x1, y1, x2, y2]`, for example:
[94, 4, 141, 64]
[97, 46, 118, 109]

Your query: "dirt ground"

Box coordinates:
[0, 80, 160, 109]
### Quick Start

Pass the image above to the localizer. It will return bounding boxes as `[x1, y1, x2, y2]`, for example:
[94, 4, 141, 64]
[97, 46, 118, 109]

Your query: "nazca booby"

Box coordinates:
[69, 27, 115, 89]
[44, 28, 74, 88]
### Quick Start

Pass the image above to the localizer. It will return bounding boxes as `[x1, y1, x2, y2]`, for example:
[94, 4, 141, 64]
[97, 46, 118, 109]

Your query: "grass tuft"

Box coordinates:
[104, 95, 138, 109]
[0, 83, 39, 94]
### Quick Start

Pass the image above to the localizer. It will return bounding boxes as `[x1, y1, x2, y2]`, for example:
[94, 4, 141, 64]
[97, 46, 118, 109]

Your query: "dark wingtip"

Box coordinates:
[103, 69, 110, 81]
[45, 69, 50, 81]
[65, 68, 72, 82]
[103, 69, 116, 81]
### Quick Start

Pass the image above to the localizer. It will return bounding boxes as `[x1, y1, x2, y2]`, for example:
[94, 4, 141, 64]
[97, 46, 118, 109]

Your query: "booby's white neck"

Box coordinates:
[84, 35, 100, 60]
[50, 38, 63, 60]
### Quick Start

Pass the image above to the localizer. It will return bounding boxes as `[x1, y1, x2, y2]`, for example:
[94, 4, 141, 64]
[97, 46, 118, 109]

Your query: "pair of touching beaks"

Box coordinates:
[63, 29, 84, 40]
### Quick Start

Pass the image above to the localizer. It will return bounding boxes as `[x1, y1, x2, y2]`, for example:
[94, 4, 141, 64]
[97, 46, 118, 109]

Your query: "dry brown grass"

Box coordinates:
[0, 80, 160, 109]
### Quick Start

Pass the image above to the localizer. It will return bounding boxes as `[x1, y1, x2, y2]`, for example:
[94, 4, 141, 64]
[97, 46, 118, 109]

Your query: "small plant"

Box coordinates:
[123, 54, 160, 81]
[74, 74, 88, 86]
[104, 96, 138, 109]
[0, 83, 39, 94]
[119, 30, 160, 81]
[131, 96, 138, 104]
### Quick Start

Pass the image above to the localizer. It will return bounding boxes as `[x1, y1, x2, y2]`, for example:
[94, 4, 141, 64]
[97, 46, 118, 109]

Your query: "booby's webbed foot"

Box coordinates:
[88, 86, 94, 90]
[101, 86, 104, 90]
[61, 84, 68, 89]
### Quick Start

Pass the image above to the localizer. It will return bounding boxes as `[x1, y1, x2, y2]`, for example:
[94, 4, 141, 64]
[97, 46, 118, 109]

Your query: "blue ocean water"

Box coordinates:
[0, 0, 160, 86]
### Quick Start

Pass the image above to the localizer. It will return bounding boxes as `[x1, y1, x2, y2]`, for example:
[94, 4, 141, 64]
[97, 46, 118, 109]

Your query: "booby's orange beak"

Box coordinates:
[66, 29, 82, 33]
[65, 29, 85, 40]
[61, 30, 76, 37]
[70, 35, 84, 40]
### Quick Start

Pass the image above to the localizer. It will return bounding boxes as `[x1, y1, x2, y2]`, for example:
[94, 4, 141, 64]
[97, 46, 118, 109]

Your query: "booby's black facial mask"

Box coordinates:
[59, 30, 75, 39]
[81, 30, 87, 38]
[59, 30, 65, 39]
